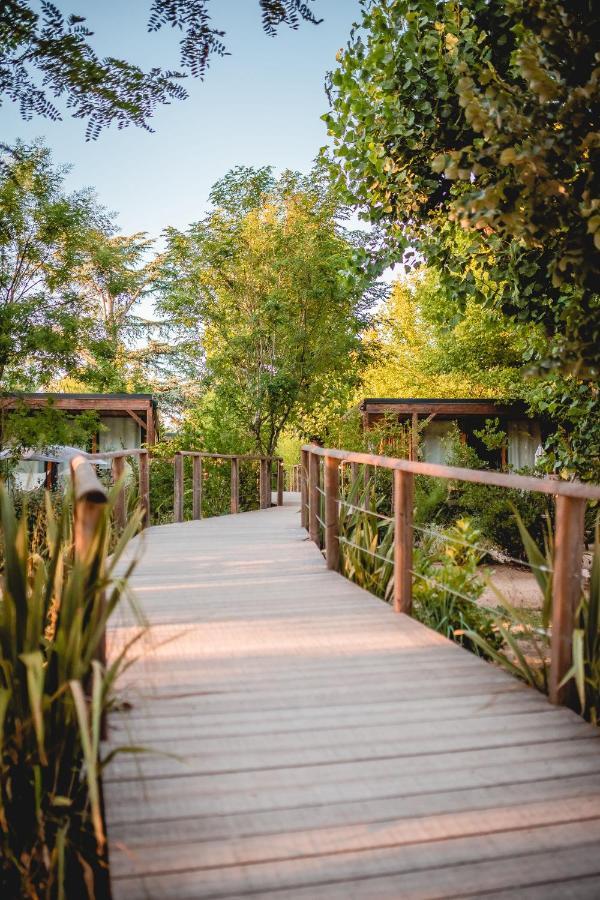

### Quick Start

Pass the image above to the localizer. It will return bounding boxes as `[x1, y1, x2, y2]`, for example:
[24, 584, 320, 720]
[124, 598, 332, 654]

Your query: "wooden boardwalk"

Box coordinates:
[104, 495, 600, 899]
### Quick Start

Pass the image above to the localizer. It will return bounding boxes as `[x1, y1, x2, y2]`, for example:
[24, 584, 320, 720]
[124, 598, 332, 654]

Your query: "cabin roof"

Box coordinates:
[360, 397, 531, 417]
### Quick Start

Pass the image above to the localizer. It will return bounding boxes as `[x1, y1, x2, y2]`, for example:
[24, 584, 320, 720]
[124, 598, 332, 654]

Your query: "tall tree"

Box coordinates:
[1, 1, 322, 138]
[158, 166, 382, 454]
[0, 141, 105, 389]
[362, 267, 546, 399]
[324, 0, 600, 373]
[74, 231, 159, 390]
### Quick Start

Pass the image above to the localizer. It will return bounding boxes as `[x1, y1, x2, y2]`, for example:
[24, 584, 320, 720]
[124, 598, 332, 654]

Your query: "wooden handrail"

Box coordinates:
[301, 443, 600, 711]
[176, 451, 283, 462]
[173, 450, 284, 522]
[302, 445, 600, 501]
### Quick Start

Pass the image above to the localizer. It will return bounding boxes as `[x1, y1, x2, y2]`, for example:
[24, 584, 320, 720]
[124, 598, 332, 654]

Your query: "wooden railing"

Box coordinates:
[80, 449, 284, 528]
[287, 463, 302, 492]
[173, 451, 284, 523]
[301, 444, 600, 708]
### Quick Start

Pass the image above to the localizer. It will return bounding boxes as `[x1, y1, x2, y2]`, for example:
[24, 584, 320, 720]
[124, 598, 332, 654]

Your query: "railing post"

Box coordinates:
[174, 452, 184, 523]
[71, 456, 108, 671]
[192, 455, 202, 520]
[276, 459, 284, 506]
[259, 458, 270, 509]
[549, 495, 586, 705]
[300, 449, 309, 529]
[231, 457, 240, 514]
[393, 468, 414, 614]
[308, 450, 320, 545]
[111, 455, 126, 531]
[324, 455, 340, 570]
[139, 450, 150, 528]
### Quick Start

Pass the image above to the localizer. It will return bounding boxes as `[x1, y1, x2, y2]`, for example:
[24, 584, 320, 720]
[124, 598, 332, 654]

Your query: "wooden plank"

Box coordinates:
[110, 823, 600, 898]
[105, 718, 595, 781]
[362, 400, 518, 417]
[104, 771, 600, 847]
[105, 497, 600, 899]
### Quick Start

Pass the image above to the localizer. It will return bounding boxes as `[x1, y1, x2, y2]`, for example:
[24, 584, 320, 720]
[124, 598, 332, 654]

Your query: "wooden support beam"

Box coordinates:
[174, 453, 184, 523]
[139, 451, 150, 528]
[308, 450, 320, 545]
[393, 469, 414, 615]
[259, 458, 270, 509]
[146, 406, 156, 446]
[111, 456, 126, 531]
[231, 457, 240, 514]
[192, 455, 202, 520]
[300, 450, 309, 529]
[324, 455, 340, 571]
[276, 459, 284, 507]
[411, 411, 419, 462]
[71, 455, 108, 668]
[549, 495, 586, 706]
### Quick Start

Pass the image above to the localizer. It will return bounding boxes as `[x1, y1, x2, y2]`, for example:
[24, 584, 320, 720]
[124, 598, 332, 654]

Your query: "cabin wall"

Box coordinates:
[98, 416, 141, 452]
[363, 408, 543, 470]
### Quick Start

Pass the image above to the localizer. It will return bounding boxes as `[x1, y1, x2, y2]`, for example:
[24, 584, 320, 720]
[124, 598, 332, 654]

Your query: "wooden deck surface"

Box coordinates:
[104, 495, 600, 899]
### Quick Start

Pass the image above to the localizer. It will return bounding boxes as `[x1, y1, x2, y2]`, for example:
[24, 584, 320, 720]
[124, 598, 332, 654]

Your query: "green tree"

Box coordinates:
[74, 231, 164, 391]
[362, 267, 545, 399]
[1, 1, 322, 138]
[158, 166, 381, 454]
[324, 0, 600, 373]
[0, 141, 105, 390]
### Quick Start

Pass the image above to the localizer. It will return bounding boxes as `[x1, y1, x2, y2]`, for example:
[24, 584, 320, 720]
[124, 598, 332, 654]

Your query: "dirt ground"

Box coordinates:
[479, 564, 542, 611]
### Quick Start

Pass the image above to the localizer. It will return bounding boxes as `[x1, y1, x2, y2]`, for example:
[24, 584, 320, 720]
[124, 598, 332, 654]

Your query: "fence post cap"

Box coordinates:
[70, 455, 108, 504]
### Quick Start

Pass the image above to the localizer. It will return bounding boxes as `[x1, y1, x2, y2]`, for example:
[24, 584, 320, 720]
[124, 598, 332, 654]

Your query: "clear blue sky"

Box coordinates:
[0, 0, 362, 238]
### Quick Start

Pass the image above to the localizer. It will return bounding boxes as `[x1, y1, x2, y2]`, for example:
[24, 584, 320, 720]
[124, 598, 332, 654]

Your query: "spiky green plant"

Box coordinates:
[338, 476, 394, 602]
[412, 519, 502, 656]
[563, 523, 600, 724]
[0, 485, 143, 898]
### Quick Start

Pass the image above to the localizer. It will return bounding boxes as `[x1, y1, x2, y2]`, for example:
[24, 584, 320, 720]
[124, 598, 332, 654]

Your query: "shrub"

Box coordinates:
[412, 518, 502, 656]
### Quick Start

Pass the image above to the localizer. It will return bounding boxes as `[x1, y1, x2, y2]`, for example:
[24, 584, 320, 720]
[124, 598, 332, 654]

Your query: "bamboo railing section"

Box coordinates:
[301, 444, 600, 708]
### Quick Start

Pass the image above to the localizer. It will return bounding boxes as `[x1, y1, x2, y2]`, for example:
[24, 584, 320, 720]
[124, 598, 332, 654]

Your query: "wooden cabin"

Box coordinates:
[360, 397, 543, 470]
[0, 392, 157, 490]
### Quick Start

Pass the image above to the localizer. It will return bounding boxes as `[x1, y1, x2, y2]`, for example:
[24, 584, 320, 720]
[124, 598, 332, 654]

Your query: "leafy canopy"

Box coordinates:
[362, 267, 545, 400]
[0, 142, 107, 390]
[158, 166, 382, 454]
[1, 1, 322, 138]
[324, 0, 600, 372]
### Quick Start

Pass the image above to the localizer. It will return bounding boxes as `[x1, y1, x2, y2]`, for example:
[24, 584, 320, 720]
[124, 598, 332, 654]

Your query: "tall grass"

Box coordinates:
[0, 485, 142, 898]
